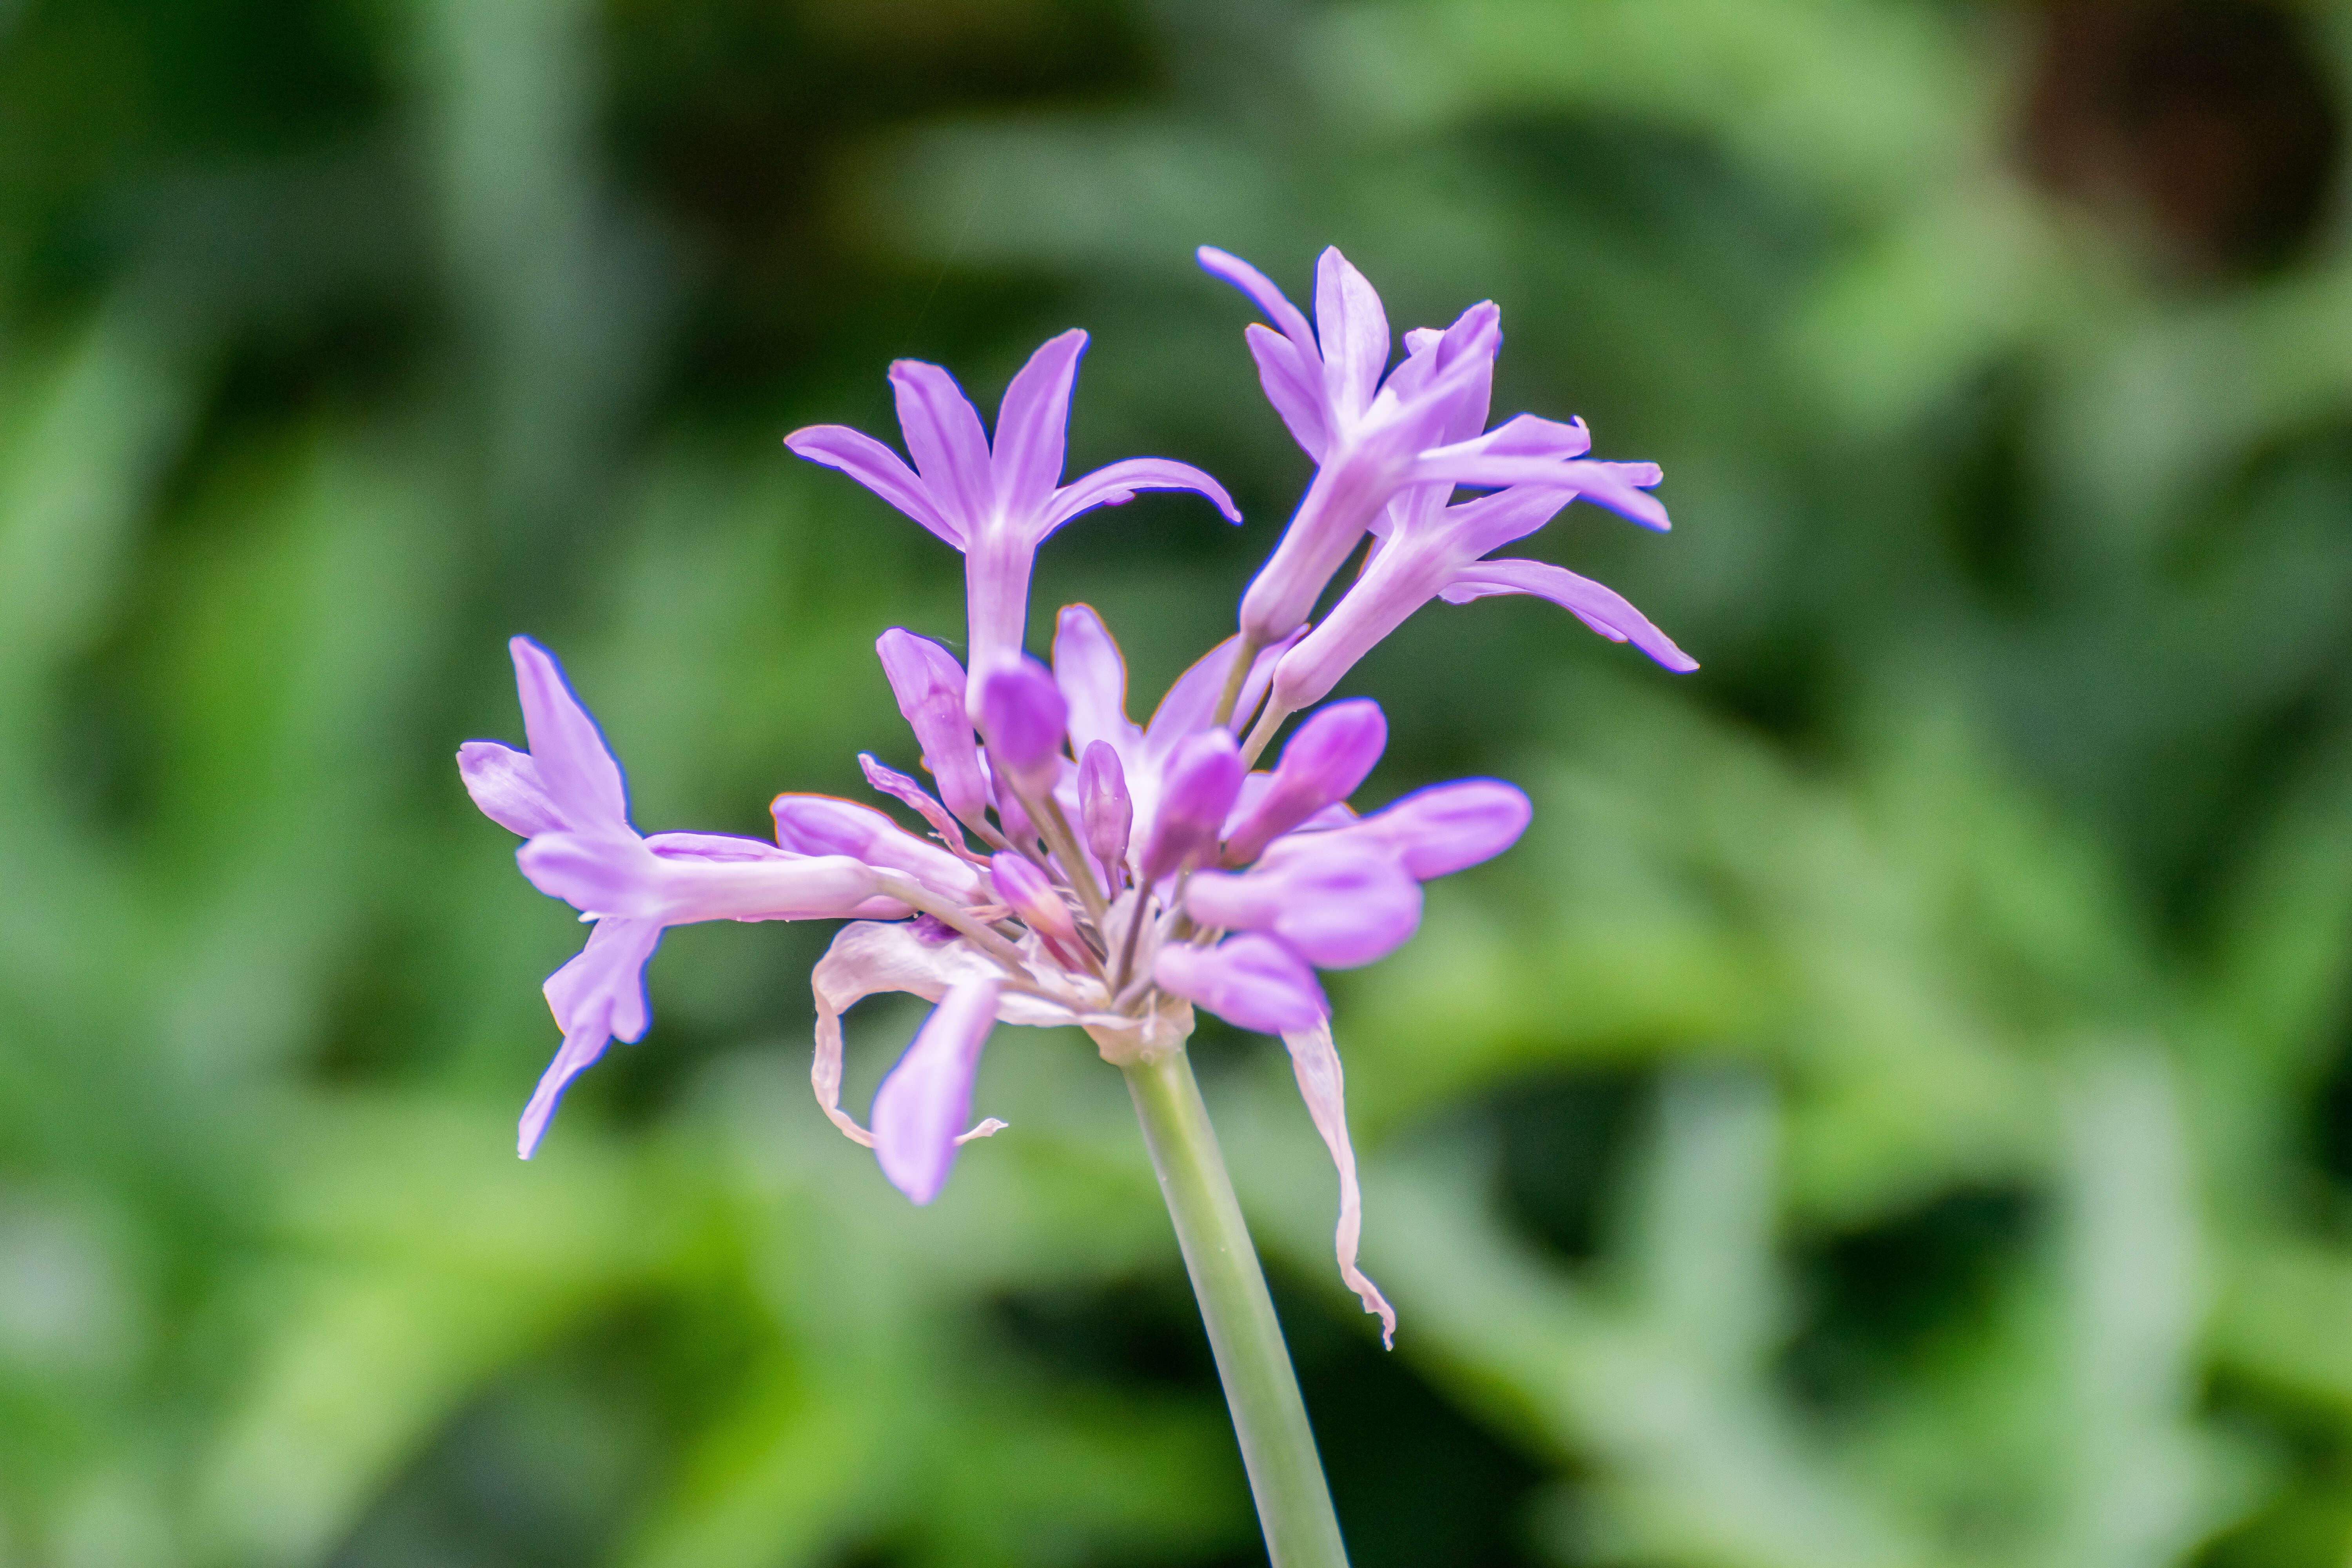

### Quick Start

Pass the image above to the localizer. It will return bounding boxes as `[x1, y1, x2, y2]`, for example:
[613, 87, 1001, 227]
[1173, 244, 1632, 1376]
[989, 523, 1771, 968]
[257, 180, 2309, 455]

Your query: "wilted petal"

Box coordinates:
[991, 329, 1087, 517]
[458, 740, 564, 837]
[858, 752, 980, 860]
[1440, 558, 1698, 673]
[1153, 934, 1327, 1034]
[889, 359, 995, 534]
[783, 425, 961, 548]
[1222, 699, 1386, 864]
[1281, 1020, 1396, 1346]
[1184, 842, 1421, 968]
[877, 630, 991, 829]
[1038, 457, 1241, 537]
[810, 920, 1073, 1145]
[508, 637, 629, 832]
[872, 977, 1005, 1204]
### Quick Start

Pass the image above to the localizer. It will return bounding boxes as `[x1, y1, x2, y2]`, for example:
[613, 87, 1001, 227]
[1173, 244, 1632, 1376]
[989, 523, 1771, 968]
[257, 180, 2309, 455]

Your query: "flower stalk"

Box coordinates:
[1121, 1044, 1351, 1568]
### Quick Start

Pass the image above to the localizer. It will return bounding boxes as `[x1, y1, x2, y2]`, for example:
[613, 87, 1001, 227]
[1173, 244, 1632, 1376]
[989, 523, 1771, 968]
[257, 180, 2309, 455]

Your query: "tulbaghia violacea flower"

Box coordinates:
[465, 248, 1695, 1359]
[784, 329, 1241, 688]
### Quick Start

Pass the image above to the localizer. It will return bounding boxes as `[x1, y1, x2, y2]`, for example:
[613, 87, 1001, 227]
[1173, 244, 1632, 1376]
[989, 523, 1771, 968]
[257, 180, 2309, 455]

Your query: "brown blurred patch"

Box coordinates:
[2022, 1, 2343, 278]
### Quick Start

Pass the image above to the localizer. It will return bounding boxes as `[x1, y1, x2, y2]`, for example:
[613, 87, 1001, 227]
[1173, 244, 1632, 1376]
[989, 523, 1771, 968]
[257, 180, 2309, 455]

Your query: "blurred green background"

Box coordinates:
[4, 0, 2352, 1564]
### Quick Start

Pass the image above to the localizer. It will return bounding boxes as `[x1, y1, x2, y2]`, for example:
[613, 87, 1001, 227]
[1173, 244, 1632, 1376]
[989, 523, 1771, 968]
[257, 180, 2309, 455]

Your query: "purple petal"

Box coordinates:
[991, 329, 1086, 517]
[989, 851, 1077, 946]
[1185, 842, 1421, 968]
[858, 752, 979, 858]
[1153, 934, 1327, 1034]
[523, 916, 664, 1158]
[771, 793, 982, 899]
[872, 977, 1004, 1204]
[508, 637, 629, 833]
[1436, 412, 1592, 463]
[522, 835, 898, 923]
[1221, 699, 1387, 865]
[1313, 247, 1390, 426]
[1408, 455, 1670, 532]
[1039, 457, 1241, 536]
[1138, 728, 1243, 885]
[1142, 630, 1302, 762]
[1281, 1020, 1396, 1345]
[876, 630, 991, 829]
[974, 654, 1068, 777]
[1197, 245, 1319, 364]
[784, 425, 961, 548]
[1440, 558, 1698, 672]
[1246, 324, 1330, 460]
[1348, 779, 1532, 880]
[1053, 603, 1136, 757]
[888, 359, 996, 534]
[458, 740, 564, 837]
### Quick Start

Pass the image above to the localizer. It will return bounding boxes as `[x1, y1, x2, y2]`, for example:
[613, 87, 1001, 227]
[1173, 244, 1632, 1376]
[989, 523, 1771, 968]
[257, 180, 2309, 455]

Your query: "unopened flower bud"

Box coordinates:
[1078, 741, 1132, 879]
[1154, 934, 1327, 1034]
[990, 851, 1078, 947]
[1138, 729, 1243, 884]
[975, 654, 1068, 783]
[877, 630, 989, 830]
[1184, 840, 1421, 967]
[1221, 698, 1387, 865]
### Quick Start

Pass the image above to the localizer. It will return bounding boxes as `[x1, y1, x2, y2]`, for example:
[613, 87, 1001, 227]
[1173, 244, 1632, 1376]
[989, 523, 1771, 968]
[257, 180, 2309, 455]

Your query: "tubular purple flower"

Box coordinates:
[1183, 842, 1423, 968]
[1269, 463, 1693, 714]
[1078, 740, 1132, 884]
[876, 630, 991, 830]
[1221, 698, 1386, 865]
[1138, 728, 1243, 885]
[787, 330, 1240, 679]
[1154, 934, 1328, 1034]
[872, 977, 1004, 1204]
[772, 794, 982, 900]
[973, 653, 1068, 781]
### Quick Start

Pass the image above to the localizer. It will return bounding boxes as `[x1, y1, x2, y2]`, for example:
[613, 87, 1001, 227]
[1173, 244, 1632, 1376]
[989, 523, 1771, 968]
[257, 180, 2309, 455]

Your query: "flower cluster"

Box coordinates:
[460, 246, 1692, 1343]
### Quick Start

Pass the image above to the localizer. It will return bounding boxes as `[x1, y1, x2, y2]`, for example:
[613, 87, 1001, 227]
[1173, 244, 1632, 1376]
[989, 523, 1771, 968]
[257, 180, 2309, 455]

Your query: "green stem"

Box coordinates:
[1123, 1049, 1350, 1568]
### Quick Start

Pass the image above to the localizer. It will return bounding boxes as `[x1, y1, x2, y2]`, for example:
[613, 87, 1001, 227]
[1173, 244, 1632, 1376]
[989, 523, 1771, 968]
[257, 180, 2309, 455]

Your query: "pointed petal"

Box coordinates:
[523, 916, 665, 1158]
[1197, 245, 1319, 363]
[1439, 558, 1698, 672]
[508, 637, 629, 832]
[877, 629, 992, 829]
[1408, 455, 1670, 531]
[1038, 457, 1241, 538]
[1314, 247, 1390, 425]
[991, 329, 1087, 517]
[458, 740, 564, 837]
[1281, 1020, 1396, 1345]
[1053, 603, 1138, 759]
[1246, 324, 1330, 461]
[872, 977, 1004, 1203]
[784, 425, 961, 548]
[518, 1016, 612, 1159]
[889, 359, 996, 533]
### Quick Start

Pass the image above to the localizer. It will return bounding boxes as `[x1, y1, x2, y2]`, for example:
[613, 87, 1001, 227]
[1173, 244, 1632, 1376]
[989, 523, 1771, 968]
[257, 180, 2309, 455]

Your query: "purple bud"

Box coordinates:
[771, 793, 980, 899]
[872, 977, 1002, 1204]
[992, 766, 1039, 848]
[877, 630, 989, 829]
[1221, 698, 1387, 865]
[1184, 842, 1422, 967]
[990, 851, 1078, 946]
[1078, 740, 1132, 880]
[1153, 934, 1327, 1034]
[974, 655, 1069, 779]
[1349, 779, 1532, 880]
[1138, 729, 1243, 884]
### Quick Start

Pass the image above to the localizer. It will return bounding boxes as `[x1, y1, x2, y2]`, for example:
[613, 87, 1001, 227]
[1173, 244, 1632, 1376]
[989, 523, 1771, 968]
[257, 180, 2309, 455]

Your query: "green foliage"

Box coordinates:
[4, 1, 2352, 1564]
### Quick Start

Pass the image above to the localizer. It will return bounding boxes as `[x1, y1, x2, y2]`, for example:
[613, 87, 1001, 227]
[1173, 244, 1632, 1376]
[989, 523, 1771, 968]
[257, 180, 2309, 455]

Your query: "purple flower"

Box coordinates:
[1269, 460, 1695, 715]
[1198, 246, 1596, 650]
[787, 331, 1241, 682]
[1137, 728, 1244, 885]
[1154, 933, 1327, 1033]
[1183, 842, 1424, 969]
[460, 637, 908, 1157]
[1221, 697, 1387, 865]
